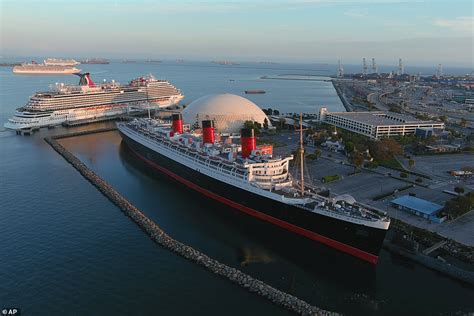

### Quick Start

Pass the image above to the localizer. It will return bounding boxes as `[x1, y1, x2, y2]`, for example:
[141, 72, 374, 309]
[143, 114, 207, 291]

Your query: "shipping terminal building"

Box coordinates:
[318, 108, 444, 139]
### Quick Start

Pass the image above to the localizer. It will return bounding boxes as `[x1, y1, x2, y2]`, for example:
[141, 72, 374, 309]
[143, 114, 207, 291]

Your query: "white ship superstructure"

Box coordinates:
[5, 73, 184, 130]
[13, 63, 81, 74]
[44, 58, 80, 66]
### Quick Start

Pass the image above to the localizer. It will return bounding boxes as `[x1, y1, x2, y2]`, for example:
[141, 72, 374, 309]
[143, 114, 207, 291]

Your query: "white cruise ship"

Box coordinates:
[4, 73, 184, 130]
[13, 63, 81, 74]
[44, 58, 80, 66]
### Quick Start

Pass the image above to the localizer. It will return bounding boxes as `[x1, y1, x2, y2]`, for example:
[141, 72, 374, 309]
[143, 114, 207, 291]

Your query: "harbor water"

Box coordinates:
[0, 61, 473, 315]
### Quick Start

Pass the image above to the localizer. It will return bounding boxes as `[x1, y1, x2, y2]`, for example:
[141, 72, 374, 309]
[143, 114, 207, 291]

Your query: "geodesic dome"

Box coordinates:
[182, 94, 271, 133]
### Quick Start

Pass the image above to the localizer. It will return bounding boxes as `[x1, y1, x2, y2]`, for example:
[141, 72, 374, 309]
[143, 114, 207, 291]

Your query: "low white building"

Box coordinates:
[318, 108, 444, 139]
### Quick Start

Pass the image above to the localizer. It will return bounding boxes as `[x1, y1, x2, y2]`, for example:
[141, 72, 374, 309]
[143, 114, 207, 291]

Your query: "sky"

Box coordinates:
[0, 0, 473, 67]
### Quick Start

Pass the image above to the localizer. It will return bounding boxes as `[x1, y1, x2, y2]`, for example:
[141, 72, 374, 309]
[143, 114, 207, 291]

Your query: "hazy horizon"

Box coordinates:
[1, 0, 473, 67]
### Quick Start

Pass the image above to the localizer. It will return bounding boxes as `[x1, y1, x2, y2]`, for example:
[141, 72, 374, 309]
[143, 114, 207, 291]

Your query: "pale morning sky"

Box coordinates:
[1, 0, 473, 66]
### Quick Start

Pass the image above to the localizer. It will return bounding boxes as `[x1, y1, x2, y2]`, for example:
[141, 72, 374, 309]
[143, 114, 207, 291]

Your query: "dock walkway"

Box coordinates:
[422, 240, 448, 255]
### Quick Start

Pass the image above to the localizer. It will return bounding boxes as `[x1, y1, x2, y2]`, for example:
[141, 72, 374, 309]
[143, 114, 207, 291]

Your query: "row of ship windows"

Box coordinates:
[252, 162, 286, 169]
[253, 168, 284, 175]
[31, 94, 176, 103]
[33, 108, 122, 116]
[28, 99, 168, 108]
[252, 175, 287, 183]
[32, 88, 178, 99]
[32, 90, 178, 101]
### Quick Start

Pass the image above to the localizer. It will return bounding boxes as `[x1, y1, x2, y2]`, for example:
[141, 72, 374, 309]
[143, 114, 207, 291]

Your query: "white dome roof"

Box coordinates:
[182, 94, 271, 133]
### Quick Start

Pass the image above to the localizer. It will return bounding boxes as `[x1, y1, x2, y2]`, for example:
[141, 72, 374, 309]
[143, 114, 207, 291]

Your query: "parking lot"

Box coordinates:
[305, 160, 404, 200]
[405, 153, 474, 183]
[306, 155, 473, 246]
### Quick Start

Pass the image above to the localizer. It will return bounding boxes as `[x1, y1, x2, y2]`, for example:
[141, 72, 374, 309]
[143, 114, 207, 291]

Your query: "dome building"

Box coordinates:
[181, 94, 271, 133]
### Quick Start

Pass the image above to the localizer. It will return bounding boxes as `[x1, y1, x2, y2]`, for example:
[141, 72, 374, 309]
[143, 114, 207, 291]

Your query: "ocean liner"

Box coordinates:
[117, 114, 391, 264]
[4, 73, 183, 130]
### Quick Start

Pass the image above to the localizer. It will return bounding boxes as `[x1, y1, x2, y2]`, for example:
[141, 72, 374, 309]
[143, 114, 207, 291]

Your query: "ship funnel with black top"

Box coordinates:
[241, 128, 256, 158]
[202, 120, 215, 144]
[172, 113, 183, 134]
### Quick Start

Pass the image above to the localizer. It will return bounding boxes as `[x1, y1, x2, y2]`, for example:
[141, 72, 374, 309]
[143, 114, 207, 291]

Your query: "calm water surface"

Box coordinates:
[0, 62, 472, 315]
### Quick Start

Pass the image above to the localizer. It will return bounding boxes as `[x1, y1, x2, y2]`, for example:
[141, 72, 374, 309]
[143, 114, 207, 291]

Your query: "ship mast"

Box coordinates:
[299, 113, 304, 196]
[146, 83, 151, 119]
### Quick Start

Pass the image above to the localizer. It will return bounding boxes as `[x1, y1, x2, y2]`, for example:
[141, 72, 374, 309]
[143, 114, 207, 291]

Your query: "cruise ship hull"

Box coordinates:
[12, 68, 81, 74]
[119, 129, 388, 264]
[5, 97, 183, 130]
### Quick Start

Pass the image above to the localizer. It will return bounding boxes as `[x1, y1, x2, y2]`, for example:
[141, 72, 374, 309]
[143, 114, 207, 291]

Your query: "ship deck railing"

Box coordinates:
[295, 197, 386, 223]
[131, 124, 248, 180]
[295, 201, 383, 223]
[263, 180, 386, 223]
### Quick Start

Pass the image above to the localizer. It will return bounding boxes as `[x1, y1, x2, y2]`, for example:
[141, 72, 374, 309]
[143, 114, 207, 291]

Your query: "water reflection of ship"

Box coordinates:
[238, 246, 274, 266]
[66, 125, 118, 165]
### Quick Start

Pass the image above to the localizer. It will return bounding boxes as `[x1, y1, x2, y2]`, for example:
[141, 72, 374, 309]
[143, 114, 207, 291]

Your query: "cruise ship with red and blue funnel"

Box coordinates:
[5, 73, 183, 130]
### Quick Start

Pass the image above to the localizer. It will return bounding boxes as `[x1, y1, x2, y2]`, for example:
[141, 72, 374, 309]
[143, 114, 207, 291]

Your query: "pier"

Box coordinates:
[383, 218, 474, 286]
[422, 240, 448, 255]
[15, 127, 40, 136]
[62, 115, 120, 127]
[384, 240, 474, 286]
[45, 128, 337, 316]
[13, 108, 182, 134]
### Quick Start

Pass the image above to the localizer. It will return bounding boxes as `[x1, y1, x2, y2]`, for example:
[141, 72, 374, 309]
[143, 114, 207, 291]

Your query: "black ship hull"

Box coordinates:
[120, 131, 388, 264]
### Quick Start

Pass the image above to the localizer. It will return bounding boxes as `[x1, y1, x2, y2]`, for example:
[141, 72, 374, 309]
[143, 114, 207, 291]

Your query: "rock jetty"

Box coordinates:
[45, 131, 338, 316]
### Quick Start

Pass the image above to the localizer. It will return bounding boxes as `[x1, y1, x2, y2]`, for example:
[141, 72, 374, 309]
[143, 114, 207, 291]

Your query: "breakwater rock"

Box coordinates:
[45, 133, 338, 316]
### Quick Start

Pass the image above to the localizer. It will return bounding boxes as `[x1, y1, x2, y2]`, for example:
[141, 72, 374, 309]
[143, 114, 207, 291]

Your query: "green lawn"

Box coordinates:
[378, 158, 403, 170]
[257, 139, 286, 148]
